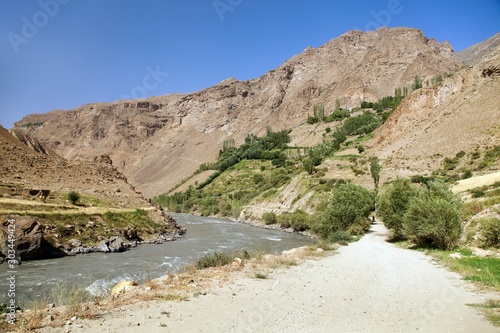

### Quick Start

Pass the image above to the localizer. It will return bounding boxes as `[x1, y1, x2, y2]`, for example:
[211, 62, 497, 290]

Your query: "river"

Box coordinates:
[0, 214, 314, 305]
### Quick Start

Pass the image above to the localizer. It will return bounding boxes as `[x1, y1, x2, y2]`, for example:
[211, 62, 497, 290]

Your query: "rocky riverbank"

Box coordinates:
[22, 222, 500, 333]
[0, 214, 185, 264]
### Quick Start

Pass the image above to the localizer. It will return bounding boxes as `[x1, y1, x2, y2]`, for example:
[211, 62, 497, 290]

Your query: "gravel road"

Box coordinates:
[44, 222, 499, 333]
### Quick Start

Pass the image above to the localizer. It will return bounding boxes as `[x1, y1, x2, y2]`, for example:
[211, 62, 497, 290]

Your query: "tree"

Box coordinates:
[315, 183, 374, 239]
[370, 156, 381, 191]
[335, 98, 341, 112]
[313, 104, 325, 122]
[303, 158, 316, 175]
[412, 75, 423, 90]
[67, 191, 80, 205]
[403, 181, 462, 250]
[377, 178, 418, 238]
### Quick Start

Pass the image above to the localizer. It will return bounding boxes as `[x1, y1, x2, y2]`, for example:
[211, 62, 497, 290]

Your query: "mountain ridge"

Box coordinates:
[15, 27, 463, 197]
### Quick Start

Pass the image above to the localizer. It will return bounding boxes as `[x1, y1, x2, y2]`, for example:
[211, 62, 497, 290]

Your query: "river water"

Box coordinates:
[0, 214, 314, 305]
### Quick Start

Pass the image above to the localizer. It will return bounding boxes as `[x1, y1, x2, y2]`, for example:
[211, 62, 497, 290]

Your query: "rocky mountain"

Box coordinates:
[0, 125, 143, 206]
[15, 27, 463, 197]
[370, 42, 500, 178]
[458, 32, 500, 66]
[0, 126, 184, 260]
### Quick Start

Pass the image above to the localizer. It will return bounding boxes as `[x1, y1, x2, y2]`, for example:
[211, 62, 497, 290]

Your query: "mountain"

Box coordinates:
[14, 27, 463, 197]
[458, 32, 500, 66]
[370, 42, 500, 178]
[0, 125, 144, 206]
[0, 125, 184, 260]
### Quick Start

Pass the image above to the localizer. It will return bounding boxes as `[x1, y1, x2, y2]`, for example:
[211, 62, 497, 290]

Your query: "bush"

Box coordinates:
[470, 188, 485, 198]
[342, 111, 381, 136]
[262, 212, 277, 225]
[196, 251, 233, 269]
[477, 217, 500, 248]
[253, 174, 265, 184]
[327, 230, 353, 245]
[403, 181, 462, 250]
[277, 209, 310, 232]
[67, 191, 80, 205]
[462, 170, 473, 179]
[315, 183, 374, 240]
[377, 178, 419, 238]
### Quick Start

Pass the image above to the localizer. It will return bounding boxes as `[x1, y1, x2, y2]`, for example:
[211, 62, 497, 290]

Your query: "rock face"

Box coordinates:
[370, 43, 500, 176]
[0, 215, 66, 262]
[14, 27, 463, 197]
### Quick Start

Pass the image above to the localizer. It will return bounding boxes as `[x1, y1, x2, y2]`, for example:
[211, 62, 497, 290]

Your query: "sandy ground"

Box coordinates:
[39, 222, 499, 333]
[452, 171, 500, 193]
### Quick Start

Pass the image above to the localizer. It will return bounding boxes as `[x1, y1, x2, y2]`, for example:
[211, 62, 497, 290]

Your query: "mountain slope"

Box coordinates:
[0, 126, 184, 257]
[458, 32, 500, 66]
[370, 44, 500, 180]
[15, 27, 462, 197]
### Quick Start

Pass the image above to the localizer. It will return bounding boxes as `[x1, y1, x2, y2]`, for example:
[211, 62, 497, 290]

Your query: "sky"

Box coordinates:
[0, 0, 499, 129]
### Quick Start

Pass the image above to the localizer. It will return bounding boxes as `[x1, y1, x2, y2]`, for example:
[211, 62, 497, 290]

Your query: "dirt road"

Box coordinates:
[41, 222, 499, 332]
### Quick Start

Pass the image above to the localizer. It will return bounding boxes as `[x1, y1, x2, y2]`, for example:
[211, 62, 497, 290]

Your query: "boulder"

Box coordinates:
[111, 280, 137, 298]
[95, 236, 126, 253]
[108, 236, 125, 252]
[0, 215, 66, 262]
[94, 241, 110, 253]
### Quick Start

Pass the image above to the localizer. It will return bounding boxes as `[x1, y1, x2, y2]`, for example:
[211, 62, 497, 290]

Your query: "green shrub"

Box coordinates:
[253, 174, 265, 184]
[307, 116, 319, 124]
[262, 212, 277, 225]
[462, 170, 473, 179]
[67, 191, 80, 205]
[277, 209, 311, 232]
[327, 230, 353, 245]
[196, 251, 233, 269]
[343, 111, 381, 136]
[403, 181, 462, 250]
[471, 188, 485, 198]
[477, 217, 500, 248]
[315, 183, 374, 239]
[377, 178, 419, 238]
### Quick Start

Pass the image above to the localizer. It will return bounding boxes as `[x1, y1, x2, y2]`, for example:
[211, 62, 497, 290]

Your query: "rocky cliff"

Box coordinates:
[15, 27, 463, 197]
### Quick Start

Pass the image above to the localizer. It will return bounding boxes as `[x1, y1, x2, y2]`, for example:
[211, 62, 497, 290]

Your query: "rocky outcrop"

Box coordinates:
[95, 236, 126, 253]
[9, 128, 50, 155]
[0, 215, 66, 263]
[15, 27, 463, 197]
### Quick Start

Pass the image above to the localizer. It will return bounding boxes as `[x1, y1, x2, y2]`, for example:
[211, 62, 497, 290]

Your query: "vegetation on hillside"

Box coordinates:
[155, 92, 414, 242]
[378, 179, 462, 250]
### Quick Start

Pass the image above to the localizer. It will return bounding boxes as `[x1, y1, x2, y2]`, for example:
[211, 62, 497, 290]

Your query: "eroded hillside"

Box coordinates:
[15, 27, 462, 197]
[0, 126, 184, 261]
[370, 44, 500, 182]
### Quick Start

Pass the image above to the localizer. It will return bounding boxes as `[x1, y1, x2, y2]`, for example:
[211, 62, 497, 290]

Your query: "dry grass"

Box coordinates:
[469, 300, 500, 327]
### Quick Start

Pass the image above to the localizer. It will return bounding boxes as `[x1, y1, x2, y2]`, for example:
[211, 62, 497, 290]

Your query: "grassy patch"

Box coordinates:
[428, 249, 500, 290]
[29, 209, 163, 246]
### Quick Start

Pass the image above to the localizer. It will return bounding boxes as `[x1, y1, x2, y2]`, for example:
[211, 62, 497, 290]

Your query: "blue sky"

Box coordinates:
[0, 0, 499, 128]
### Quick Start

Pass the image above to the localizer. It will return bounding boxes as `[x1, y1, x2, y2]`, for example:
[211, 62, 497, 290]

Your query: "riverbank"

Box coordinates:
[19, 222, 500, 332]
